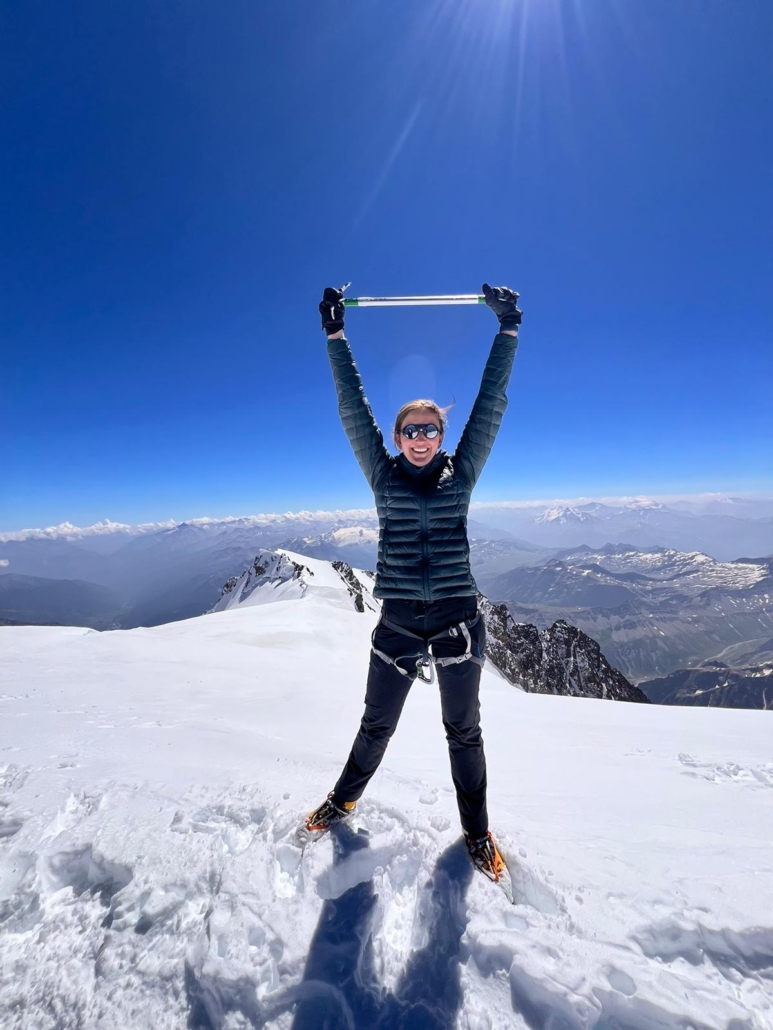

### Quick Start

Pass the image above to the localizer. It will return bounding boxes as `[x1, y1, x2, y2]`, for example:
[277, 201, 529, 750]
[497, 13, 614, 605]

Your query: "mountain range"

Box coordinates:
[2, 498, 773, 707]
[0, 573, 121, 630]
[3, 495, 773, 621]
[639, 637, 773, 710]
[484, 544, 773, 683]
[469, 497, 773, 559]
[640, 661, 773, 710]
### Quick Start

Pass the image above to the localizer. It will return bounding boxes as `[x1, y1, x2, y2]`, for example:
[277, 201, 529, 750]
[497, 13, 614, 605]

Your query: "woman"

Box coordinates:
[305, 283, 521, 880]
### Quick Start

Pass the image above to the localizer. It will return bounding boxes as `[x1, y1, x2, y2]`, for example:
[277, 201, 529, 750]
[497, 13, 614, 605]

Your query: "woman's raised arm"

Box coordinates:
[453, 285, 522, 491]
[321, 287, 390, 491]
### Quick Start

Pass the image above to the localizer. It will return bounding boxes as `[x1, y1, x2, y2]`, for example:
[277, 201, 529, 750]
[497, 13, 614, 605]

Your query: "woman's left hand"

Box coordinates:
[482, 284, 522, 332]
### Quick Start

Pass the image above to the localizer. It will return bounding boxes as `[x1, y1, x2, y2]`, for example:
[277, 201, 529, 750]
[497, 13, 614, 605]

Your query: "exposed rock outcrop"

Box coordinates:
[479, 595, 649, 703]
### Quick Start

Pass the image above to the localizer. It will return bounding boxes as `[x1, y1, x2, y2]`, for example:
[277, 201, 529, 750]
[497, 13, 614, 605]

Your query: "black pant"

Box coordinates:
[333, 597, 489, 838]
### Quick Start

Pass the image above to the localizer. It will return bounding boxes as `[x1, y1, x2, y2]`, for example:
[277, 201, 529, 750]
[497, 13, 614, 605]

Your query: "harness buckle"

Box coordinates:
[372, 611, 484, 682]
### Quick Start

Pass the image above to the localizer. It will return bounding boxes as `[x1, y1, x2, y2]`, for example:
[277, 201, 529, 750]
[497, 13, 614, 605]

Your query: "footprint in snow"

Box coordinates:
[170, 802, 266, 849]
[274, 841, 304, 898]
[678, 752, 773, 787]
[0, 764, 30, 841]
[496, 838, 563, 916]
[39, 842, 133, 904]
[0, 811, 25, 840]
[0, 763, 29, 798]
[44, 790, 104, 838]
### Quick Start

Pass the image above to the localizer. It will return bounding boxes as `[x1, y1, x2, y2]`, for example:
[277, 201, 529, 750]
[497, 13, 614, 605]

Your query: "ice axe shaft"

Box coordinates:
[343, 293, 485, 308]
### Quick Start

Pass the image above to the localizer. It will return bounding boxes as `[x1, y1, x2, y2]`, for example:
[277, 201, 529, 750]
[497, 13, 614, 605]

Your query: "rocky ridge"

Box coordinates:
[478, 596, 648, 703]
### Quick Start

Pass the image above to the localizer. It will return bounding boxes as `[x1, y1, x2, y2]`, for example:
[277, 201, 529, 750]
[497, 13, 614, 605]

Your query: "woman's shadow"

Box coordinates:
[291, 823, 474, 1030]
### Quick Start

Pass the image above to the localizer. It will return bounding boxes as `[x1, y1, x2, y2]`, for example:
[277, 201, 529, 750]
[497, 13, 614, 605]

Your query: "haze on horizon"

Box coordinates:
[2, 489, 773, 544]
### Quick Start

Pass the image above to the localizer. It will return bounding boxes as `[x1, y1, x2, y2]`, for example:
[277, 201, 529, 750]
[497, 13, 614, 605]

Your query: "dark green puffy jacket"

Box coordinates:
[327, 333, 518, 601]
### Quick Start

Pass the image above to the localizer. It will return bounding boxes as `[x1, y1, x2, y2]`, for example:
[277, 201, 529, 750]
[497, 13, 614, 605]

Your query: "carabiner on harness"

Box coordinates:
[415, 656, 435, 684]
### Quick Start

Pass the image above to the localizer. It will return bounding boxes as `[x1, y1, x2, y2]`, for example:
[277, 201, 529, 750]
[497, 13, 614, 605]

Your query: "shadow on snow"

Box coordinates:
[185, 823, 474, 1030]
[291, 824, 473, 1030]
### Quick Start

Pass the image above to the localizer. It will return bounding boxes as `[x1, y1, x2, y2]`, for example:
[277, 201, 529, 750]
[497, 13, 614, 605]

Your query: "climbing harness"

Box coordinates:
[371, 613, 485, 685]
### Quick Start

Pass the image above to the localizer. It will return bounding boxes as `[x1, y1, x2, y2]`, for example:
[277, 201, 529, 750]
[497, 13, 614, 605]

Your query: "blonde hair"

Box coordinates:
[393, 399, 453, 441]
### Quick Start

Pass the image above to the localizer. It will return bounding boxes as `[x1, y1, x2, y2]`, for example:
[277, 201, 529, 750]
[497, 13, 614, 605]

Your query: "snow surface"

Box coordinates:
[1, 553, 772, 1029]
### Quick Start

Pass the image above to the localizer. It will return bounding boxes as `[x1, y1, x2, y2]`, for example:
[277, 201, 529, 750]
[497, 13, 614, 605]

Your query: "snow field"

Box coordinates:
[1, 566, 772, 1029]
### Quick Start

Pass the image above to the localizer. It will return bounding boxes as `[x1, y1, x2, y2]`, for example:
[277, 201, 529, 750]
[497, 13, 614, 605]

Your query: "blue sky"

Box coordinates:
[2, 0, 771, 531]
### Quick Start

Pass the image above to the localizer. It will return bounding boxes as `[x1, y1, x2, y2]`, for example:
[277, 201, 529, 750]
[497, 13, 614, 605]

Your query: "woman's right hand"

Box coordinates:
[319, 286, 346, 336]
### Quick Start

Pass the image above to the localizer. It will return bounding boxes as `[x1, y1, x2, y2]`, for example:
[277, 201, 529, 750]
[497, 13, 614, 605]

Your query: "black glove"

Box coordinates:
[319, 286, 345, 335]
[482, 283, 522, 332]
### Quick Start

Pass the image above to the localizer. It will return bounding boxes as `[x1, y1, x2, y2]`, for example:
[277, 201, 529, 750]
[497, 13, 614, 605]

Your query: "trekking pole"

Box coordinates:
[339, 283, 486, 308]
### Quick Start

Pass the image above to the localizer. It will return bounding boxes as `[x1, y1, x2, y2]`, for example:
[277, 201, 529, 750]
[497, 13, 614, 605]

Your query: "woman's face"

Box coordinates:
[394, 409, 444, 467]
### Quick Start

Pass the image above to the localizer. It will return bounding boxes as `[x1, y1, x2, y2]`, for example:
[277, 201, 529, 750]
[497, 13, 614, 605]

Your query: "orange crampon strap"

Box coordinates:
[469, 831, 505, 882]
[490, 842, 505, 882]
[305, 797, 355, 832]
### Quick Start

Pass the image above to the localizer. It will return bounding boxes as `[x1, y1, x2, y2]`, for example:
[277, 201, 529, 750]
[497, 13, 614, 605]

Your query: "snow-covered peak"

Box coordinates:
[535, 506, 599, 525]
[210, 549, 378, 615]
[327, 526, 379, 546]
[624, 497, 667, 511]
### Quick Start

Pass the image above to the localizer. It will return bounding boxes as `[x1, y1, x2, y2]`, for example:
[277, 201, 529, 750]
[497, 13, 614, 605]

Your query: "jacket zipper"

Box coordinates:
[420, 495, 430, 600]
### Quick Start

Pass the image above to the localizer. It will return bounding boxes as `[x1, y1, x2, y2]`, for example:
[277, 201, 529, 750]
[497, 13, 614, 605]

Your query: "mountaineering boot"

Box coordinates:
[465, 831, 506, 883]
[305, 792, 356, 834]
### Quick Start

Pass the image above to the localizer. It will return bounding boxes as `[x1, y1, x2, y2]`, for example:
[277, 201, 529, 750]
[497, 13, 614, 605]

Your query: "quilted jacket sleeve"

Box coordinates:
[327, 336, 390, 491]
[453, 332, 518, 491]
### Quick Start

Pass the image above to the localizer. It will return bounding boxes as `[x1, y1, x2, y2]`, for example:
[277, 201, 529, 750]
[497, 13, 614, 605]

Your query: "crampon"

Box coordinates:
[295, 792, 356, 847]
[466, 831, 514, 903]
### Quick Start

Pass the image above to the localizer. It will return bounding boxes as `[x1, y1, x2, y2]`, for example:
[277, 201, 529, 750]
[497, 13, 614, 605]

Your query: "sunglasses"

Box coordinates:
[400, 423, 441, 440]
